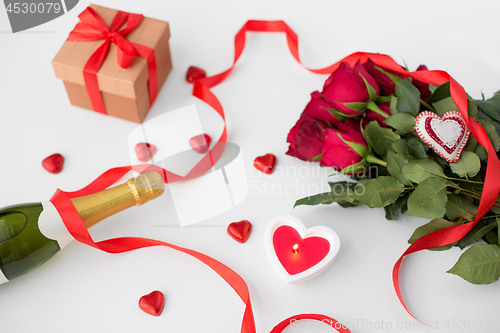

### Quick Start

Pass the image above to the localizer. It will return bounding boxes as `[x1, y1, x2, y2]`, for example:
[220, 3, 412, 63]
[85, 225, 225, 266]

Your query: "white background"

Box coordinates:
[1, 0, 500, 332]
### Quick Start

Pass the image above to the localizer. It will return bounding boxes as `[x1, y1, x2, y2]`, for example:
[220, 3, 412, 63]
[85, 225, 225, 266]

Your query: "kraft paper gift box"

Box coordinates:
[52, 4, 172, 123]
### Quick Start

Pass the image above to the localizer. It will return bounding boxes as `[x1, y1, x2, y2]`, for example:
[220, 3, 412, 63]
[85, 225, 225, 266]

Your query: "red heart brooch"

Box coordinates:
[139, 290, 165, 316]
[42, 153, 65, 174]
[265, 215, 340, 284]
[415, 111, 470, 162]
[227, 220, 253, 243]
[254, 153, 276, 174]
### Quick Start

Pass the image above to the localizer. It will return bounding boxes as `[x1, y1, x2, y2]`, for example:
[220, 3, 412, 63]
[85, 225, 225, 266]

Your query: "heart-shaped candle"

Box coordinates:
[265, 215, 340, 283]
[139, 290, 165, 316]
[415, 111, 470, 162]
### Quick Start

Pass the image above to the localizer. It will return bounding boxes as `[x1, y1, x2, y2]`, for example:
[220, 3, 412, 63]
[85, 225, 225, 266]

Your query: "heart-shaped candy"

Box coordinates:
[254, 153, 276, 174]
[42, 153, 65, 174]
[135, 143, 157, 162]
[186, 66, 206, 83]
[189, 134, 211, 154]
[415, 111, 470, 162]
[265, 215, 340, 284]
[139, 290, 165, 316]
[227, 220, 252, 243]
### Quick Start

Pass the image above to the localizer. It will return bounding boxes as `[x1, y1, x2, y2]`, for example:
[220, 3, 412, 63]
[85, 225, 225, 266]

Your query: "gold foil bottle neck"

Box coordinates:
[129, 172, 165, 206]
[70, 172, 165, 229]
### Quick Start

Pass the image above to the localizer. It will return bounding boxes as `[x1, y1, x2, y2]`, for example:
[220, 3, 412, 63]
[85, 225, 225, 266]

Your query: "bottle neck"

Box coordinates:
[69, 173, 164, 229]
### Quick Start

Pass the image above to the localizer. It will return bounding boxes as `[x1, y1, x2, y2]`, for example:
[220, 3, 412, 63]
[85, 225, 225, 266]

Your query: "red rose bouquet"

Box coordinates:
[288, 58, 500, 285]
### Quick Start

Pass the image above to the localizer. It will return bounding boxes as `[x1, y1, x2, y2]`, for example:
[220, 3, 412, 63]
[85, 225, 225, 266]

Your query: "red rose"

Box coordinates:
[320, 61, 379, 116]
[303, 91, 342, 125]
[412, 65, 432, 100]
[286, 113, 327, 161]
[365, 58, 406, 96]
[320, 118, 368, 173]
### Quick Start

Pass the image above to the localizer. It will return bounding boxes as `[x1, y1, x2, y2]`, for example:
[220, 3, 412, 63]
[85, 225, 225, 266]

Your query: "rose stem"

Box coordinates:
[420, 99, 436, 112]
[366, 154, 387, 167]
[366, 101, 390, 119]
[459, 190, 500, 209]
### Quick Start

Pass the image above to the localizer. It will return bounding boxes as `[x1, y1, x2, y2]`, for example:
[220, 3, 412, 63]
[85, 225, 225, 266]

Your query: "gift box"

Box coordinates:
[52, 5, 172, 123]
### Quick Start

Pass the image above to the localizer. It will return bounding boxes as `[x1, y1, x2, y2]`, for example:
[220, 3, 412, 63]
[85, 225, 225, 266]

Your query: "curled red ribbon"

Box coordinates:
[190, 20, 500, 322]
[67, 7, 158, 114]
[50, 164, 349, 332]
[50, 19, 499, 331]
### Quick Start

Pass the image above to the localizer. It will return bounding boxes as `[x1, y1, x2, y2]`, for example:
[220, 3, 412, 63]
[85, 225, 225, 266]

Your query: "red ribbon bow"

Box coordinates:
[67, 7, 158, 115]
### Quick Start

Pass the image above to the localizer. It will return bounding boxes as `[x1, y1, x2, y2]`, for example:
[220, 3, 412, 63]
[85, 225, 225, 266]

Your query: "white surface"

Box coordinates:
[39, 200, 74, 249]
[0, 0, 500, 332]
[265, 215, 340, 284]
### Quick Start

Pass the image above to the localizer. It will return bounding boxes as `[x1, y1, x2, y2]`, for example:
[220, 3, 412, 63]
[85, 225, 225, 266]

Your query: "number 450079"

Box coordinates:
[5, 2, 62, 14]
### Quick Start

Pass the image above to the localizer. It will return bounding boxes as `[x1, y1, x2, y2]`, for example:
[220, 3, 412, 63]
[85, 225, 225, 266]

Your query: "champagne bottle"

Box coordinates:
[0, 172, 164, 285]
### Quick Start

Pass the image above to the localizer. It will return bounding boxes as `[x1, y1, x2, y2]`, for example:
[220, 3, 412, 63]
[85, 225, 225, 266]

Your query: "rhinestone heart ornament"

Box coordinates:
[415, 111, 470, 162]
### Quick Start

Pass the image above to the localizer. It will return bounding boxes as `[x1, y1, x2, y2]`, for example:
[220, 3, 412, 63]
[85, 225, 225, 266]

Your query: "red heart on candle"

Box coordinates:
[415, 111, 470, 162]
[189, 134, 211, 154]
[135, 143, 157, 162]
[253, 153, 276, 174]
[227, 220, 252, 243]
[139, 290, 165, 316]
[273, 225, 330, 276]
[42, 153, 65, 174]
[186, 66, 206, 83]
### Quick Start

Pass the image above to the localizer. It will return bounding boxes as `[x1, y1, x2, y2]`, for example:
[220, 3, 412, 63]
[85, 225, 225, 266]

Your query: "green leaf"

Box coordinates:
[391, 139, 409, 155]
[384, 194, 409, 220]
[353, 176, 405, 208]
[294, 191, 338, 207]
[395, 80, 421, 116]
[294, 181, 358, 207]
[472, 223, 498, 242]
[478, 111, 500, 139]
[390, 95, 398, 115]
[475, 90, 500, 123]
[383, 113, 416, 134]
[401, 159, 446, 183]
[467, 99, 479, 120]
[447, 244, 500, 284]
[408, 218, 459, 244]
[449, 151, 481, 179]
[497, 217, 500, 243]
[479, 118, 500, 152]
[329, 182, 360, 207]
[407, 177, 448, 218]
[363, 121, 401, 157]
[427, 81, 451, 104]
[464, 136, 478, 152]
[432, 96, 459, 117]
[445, 194, 478, 221]
[386, 151, 412, 186]
[407, 137, 429, 159]
[359, 72, 378, 100]
[342, 102, 367, 112]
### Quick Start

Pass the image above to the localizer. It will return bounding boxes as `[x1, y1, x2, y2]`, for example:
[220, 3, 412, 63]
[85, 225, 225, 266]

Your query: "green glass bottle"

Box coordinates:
[0, 172, 164, 285]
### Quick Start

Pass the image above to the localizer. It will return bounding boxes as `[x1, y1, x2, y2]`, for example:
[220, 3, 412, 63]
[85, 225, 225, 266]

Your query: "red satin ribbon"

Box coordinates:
[49, 163, 348, 332]
[190, 20, 500, 322]
[50, 19, 498, 331]
[67, 7, 158, 114]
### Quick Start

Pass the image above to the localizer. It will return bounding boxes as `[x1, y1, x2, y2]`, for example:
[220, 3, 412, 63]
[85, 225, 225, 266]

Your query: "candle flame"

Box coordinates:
[292, 244, 299, 253]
